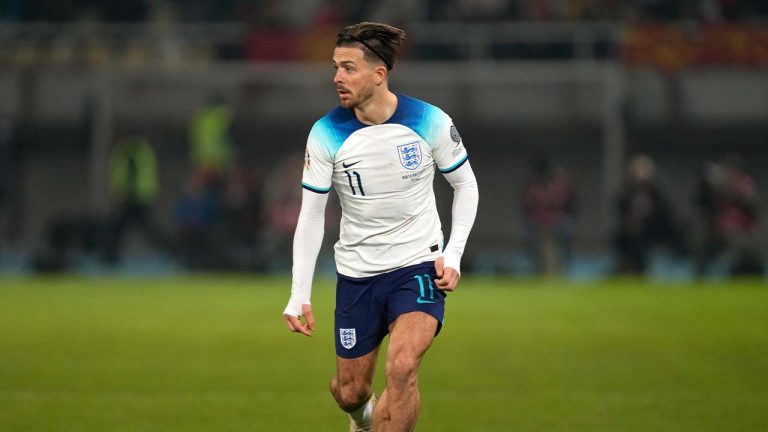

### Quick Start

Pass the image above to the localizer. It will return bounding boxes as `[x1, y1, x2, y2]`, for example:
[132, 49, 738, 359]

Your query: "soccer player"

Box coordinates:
[283, 22, 479, 432]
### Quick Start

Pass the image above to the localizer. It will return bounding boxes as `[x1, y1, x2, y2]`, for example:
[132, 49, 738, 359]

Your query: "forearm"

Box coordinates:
[284, 189, 328, 316]
[442, 162, 479, 273]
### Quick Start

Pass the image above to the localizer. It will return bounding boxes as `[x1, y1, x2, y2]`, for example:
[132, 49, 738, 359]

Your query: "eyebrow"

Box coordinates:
[333, 60, 357, 67]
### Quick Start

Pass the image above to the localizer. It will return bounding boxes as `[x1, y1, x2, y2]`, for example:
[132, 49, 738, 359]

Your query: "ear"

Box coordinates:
[374, 65, 387, 85]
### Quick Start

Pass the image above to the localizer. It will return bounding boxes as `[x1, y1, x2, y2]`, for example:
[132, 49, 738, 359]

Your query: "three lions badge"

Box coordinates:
[339, 328, 356, 349]
[397, 142, 422, 170]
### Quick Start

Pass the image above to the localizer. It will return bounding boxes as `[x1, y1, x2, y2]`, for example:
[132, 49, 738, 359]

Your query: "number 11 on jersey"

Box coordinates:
[345, 170, 365, 196]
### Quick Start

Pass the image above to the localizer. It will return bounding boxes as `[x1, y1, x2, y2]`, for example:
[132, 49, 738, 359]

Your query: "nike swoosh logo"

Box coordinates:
[417, 298, 437, 304]
[342, 160, 361, 169]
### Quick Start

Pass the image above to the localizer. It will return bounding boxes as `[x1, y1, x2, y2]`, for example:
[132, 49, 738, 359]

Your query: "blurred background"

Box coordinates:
[0, 0, 766, 280]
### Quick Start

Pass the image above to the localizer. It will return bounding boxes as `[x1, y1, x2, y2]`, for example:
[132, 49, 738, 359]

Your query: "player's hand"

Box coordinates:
[283, 304, 315, 337]
[434, 256, 460, 292]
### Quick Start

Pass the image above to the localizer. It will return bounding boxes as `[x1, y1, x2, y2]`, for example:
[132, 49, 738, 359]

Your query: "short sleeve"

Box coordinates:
[431, 115, 469, 174]
[301, 123, 334, 193]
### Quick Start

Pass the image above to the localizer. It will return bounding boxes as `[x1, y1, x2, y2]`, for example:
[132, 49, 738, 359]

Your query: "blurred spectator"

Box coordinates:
[521, 156, 576, 275]
[613, 154, 681, 274]
[189, 95, 236, 189]
[172, 164, 265, 271]
[172, 171, 222, 269]
[220, 164, 266, 269]
[693, 154, 763, 277]
[104, 134, 160, 264]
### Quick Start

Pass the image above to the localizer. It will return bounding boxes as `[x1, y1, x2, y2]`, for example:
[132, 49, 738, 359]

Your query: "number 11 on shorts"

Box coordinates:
[414, 274, 436, 304]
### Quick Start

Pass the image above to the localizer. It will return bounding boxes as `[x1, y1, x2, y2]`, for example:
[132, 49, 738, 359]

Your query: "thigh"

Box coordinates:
[335, 273, 389, 359]
[387, 311, 439, 364]
[386, 262, 446, 336]
[335, 347, 379, 389]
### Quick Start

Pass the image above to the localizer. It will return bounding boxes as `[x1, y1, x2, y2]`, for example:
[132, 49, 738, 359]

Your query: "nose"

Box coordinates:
[333, 68, 343, 84]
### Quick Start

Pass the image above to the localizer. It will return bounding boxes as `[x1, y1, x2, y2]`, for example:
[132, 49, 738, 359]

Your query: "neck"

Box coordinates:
[354, 90, 398, 125]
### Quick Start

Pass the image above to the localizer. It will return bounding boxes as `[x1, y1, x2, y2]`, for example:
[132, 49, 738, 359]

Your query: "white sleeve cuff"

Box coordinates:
[283, 294, 310, 317]
[442, 253, 462, 275]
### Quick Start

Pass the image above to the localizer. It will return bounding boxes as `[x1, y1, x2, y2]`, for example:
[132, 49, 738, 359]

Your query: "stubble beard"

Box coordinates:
[340, 82, 375, 110]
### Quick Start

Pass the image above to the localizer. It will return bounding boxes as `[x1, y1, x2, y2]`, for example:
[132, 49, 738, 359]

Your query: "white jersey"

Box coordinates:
[301, 94, 469, 277]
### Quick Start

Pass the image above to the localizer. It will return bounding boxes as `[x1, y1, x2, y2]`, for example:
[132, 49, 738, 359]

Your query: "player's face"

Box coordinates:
[332, 47, 377, 109]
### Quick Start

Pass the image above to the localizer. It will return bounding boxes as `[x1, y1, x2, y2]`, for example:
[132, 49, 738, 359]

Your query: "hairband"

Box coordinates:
[349, 36, 392, 70]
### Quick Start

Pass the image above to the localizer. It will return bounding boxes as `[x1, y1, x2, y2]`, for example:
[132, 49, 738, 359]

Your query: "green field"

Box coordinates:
[1, 276, 766, 431]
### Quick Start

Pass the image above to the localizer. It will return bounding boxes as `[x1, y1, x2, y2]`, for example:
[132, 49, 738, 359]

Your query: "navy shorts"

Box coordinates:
[334, 261, 446, 359]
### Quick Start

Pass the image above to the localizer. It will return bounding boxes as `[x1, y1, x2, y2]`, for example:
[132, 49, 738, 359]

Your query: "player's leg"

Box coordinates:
[332, 272, 388, 430]
[373, 311, 438, 432]
[330, 347, 378, 412]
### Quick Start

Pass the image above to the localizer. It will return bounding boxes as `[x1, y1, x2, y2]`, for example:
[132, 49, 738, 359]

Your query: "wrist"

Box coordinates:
[284, 294, 310, 317]
[441, 253, 462, 275]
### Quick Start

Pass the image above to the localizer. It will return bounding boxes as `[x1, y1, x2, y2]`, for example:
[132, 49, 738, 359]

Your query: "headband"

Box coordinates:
[349, 36, 392, 70]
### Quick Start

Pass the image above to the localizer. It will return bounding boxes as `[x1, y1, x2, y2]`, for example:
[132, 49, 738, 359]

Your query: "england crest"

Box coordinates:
[397, 142, 422, 170]
[339, 328, 356, 349]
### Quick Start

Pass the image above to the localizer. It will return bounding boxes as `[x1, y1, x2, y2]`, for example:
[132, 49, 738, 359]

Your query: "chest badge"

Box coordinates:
[397, 141, 422, 170]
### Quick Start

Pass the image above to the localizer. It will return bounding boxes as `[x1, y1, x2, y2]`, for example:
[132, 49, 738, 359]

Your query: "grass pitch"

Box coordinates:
[0, 276, 766, 431]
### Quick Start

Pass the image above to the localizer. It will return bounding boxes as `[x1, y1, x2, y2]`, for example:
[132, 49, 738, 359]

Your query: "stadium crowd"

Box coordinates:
[2, 0, 768, 67]
[0, 1, 765, 278]
[3, 0, 768, 23]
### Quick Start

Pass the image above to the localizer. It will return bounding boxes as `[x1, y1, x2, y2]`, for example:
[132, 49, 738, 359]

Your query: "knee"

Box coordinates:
[386, 356, 419, 391]
[330, 375, 371, 412]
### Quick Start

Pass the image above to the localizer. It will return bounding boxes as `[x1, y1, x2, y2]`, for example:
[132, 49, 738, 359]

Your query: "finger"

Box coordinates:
[295, 323, 313, 337]
[284, 314, 300, 332]
[302, 305, 316, 332]
[436, 279, 453, 291]
[434, 266, 451, 286]
[289, 315, 313, 337]
[437, 269, 459, 291]
[287, 312, 313, 337]
[435, 256, 444, 278]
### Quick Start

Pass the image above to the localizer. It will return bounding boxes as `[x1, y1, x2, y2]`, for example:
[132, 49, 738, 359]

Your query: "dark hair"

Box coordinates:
[335, 22, 406, 70]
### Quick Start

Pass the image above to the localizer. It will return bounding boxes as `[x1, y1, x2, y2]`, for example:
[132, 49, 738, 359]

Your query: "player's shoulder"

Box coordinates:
[394, 94, 451, 123]
[312, 106, 356, 134]
[308, 106, 365, 156]
[391, 94, 452, 147]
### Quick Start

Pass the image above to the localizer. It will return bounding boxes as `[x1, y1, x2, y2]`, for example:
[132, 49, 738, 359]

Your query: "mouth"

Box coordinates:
[337, 88, 350, 98]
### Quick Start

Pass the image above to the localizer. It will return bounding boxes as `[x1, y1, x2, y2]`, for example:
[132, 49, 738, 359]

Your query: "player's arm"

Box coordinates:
[284, 123, 333, 337]
[283, 189, 328, 336]
[436, 161, 479, 291]
[431, 114, 479, 291]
